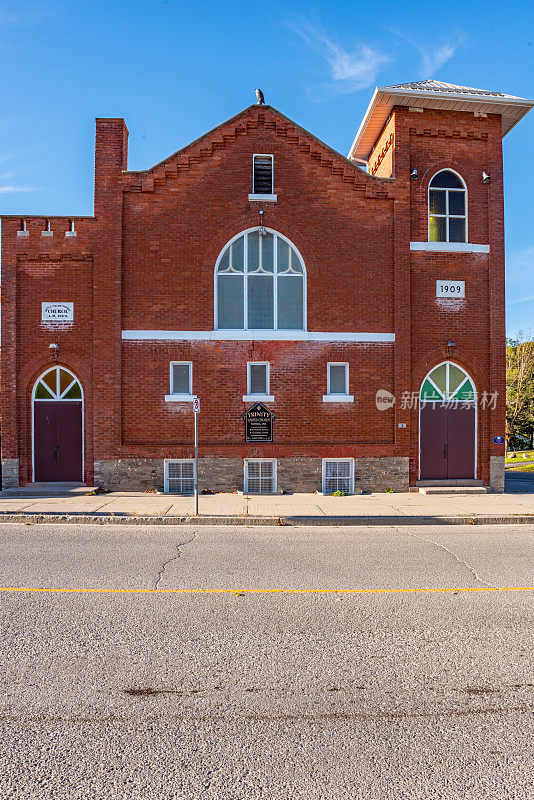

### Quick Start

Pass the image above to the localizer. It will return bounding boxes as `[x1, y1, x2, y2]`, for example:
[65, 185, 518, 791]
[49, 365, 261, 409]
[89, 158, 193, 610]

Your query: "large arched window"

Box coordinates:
[428, 170, 467, 243]
[216, 228, 305, 330]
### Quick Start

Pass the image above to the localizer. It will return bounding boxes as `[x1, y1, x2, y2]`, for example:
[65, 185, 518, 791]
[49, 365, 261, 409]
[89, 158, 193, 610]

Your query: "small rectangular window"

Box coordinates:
[322, 459, 354, 494]
[164, 459, 195, 494]
[248, 362, 269, 396]
[245, 459, 276, 493]
[253, 155, 273, 194]
[328, 363, 348, 395]
[170, 362, 192, 395]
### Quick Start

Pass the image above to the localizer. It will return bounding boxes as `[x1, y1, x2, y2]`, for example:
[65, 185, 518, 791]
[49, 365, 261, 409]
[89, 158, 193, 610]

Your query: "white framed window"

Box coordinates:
[165, 361, 194, 401]
[428, 170, 467, 243]
[249, 154, 276, 200]
[244, 458, 276, 493]
[164, 459, 195, 493]
[323, 363, 353, 402]
[215, 228, 305, 331]
[322, 459, 354, 494]
[243, 362, 274, 401]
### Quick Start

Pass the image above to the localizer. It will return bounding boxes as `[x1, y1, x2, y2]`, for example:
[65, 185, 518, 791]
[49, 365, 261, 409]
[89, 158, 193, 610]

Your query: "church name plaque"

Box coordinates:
[42, 302, 74, 322]
[242, 403, 274, 443]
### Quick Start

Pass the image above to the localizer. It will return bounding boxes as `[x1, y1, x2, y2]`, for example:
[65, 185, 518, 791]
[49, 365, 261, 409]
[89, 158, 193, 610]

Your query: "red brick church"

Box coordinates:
[1, 80, 532, 493]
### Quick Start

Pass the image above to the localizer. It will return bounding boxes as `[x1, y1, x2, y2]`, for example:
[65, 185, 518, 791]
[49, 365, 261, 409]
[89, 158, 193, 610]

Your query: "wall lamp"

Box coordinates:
[447, 340, 456, 349]
[49, 342, 59, 360]
[482, 171, 491, 184]
[410, 168, 418, 180]
[258, 209, 267, 236]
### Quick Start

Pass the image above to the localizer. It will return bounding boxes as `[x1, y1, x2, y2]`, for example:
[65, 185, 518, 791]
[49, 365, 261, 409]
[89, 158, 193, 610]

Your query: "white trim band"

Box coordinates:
[123, 330, 395, 343]
[243, 395, 275, 402]
[248, 193, 277, 202]
[322, 395, 354, 402]
[410, 242, 490, 253]
[164, 394, 195, 402]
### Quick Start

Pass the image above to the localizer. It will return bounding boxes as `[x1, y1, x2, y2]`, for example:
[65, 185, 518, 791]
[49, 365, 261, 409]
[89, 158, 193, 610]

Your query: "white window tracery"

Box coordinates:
[216, 228, 305, 331]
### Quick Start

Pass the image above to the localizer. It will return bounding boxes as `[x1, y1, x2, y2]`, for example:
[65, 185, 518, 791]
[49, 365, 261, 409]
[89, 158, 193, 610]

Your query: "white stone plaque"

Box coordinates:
[41, 302, 74, 322]
[436, 280, 465, 299]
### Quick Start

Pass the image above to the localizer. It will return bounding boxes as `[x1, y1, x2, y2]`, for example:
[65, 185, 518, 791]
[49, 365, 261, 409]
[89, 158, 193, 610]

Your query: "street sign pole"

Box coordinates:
[193, 396, 200, 516]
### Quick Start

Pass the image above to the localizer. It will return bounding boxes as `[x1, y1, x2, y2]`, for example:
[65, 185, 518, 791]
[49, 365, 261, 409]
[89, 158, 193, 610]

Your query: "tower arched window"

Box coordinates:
[428, 170, 467, 243]
[215, 228, 305, 330]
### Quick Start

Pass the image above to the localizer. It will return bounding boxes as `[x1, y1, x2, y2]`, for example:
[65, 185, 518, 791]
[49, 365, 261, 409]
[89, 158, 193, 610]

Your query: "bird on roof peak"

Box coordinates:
[255, 88, 265, 105]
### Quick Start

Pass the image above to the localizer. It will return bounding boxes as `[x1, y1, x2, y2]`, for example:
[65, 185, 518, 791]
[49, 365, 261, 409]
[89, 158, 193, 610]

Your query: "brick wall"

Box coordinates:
[0, 102, 508, 490]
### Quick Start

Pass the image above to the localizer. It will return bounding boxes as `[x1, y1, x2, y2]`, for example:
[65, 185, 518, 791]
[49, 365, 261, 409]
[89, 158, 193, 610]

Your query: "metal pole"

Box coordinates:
[194, 407, 199, 516]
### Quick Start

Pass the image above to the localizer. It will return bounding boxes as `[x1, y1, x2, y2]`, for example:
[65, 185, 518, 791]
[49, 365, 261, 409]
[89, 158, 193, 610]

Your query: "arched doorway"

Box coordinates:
[419, 362, 476, 480]
[32, 367, 83, 482]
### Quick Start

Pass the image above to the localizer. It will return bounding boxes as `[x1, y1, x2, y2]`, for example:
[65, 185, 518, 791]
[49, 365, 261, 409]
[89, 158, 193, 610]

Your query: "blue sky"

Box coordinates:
[1, 0, 533, 337]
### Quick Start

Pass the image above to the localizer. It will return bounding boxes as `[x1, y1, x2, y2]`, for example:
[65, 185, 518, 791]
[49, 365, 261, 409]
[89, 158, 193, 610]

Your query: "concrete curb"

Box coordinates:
[0, 512, 533, 526]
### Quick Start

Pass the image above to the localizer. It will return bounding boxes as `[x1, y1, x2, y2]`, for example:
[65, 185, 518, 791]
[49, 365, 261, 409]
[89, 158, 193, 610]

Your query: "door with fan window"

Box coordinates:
[419, 362, 476, 480]
[33, 367, 83, 482]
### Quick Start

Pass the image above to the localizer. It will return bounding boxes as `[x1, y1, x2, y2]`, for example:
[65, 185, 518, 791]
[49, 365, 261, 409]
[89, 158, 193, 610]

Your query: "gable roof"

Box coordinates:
[349, 79, 534, 161]
[123, 104, 388, 190]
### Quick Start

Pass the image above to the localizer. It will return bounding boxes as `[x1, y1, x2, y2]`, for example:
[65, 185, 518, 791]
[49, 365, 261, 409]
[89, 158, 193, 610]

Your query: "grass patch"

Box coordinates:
[506, 450, 534, 464]
[505, 463, 534, 473]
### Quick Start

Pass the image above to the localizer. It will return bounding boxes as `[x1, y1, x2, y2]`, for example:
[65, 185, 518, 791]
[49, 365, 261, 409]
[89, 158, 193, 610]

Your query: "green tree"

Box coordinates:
[506, 333, 534, 450]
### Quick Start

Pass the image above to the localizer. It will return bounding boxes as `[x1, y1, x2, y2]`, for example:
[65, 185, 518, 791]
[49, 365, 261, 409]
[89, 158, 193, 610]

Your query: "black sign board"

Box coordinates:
[242, 403, 275, 443]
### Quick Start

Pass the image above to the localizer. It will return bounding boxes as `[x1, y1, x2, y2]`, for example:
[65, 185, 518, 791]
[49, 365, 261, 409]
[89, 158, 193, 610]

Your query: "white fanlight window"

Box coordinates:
[164, 459, 195, 493]
[244, 459, 276, 493]
[216, 229, 305, 331]
[322, 459, 354, 494]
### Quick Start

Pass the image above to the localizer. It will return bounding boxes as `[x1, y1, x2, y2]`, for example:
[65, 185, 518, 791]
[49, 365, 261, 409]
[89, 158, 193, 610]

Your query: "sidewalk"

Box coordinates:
[0, 489, 533, 525]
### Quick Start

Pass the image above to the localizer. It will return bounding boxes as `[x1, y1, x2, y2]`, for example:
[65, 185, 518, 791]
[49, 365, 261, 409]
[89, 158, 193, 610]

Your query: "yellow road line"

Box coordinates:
[0, 586, 533, 595]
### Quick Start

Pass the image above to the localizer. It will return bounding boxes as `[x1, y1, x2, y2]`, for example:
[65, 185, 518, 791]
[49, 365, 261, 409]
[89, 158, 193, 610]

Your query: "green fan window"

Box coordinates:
[33, 367, 82, 401]
[420, 362, 475, 403]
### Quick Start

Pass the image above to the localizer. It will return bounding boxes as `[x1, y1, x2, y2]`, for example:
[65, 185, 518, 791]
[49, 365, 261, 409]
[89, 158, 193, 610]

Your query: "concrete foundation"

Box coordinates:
[93, 455, 410, 494]
[1, 458, 19, 489]
[490, 455, 505, 493]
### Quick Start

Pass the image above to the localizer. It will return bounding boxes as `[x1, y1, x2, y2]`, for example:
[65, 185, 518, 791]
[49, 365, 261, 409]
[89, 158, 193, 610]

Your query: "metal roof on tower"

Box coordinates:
[349, 79, 534, 162]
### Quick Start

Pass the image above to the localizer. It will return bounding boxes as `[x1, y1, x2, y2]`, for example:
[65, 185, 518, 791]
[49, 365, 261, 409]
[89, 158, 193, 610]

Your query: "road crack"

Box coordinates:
[396, 527, 496, 588]
[154, 531, 197, 591]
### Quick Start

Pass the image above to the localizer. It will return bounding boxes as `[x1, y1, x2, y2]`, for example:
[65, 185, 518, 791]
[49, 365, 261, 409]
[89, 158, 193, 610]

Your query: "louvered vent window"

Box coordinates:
[253, 155, 273, 194]
[323, 460, 353, 494]
[245, 460, 276, 493]
[165, 460, 195, 493]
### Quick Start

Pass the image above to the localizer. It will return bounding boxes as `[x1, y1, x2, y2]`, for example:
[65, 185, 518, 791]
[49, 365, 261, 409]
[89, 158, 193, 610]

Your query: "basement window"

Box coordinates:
[244, 459, 276, 493]
[164, 459, 195, 493]
[322, 459, 354, 494]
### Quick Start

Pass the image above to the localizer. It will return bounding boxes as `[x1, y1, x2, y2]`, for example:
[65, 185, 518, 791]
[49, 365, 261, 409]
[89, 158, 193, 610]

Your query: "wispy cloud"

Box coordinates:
[0, 185, 37, 193]
[507, 245, 534, 277]
[395, 31, 466, 78]
[507, 247, 534, 306]
[292, 21, 390, 98]
[509, 294, 534, 306]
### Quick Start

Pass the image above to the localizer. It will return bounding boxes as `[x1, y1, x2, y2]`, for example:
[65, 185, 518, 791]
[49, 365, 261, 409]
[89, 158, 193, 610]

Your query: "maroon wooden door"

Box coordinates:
[420, 403, 475, 480]
[447, 405, 476, 479]
[34, 401, 82, 482]
[420, 404, 448, 480]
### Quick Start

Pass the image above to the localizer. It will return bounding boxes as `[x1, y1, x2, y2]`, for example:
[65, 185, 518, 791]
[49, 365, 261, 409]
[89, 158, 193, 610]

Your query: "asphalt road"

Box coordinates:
[0, 522, 533, 800]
